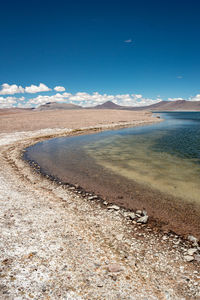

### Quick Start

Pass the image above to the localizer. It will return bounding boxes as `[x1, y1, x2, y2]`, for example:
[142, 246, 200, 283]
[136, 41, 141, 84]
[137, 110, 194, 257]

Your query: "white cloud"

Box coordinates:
[18, 96, 25, 101]
[17, 102, 32, 108]
[168, 97, 184, 101]
[54, 86, 66, 92]
[177, 76, 183, 79]
[0, 96, 18, 108]
[25, 83, 51, 93]
[0, 83, 24, 95]
[27, 92, 161, 108]
[29, 93, 69, 106]
[2, 89, 200, 109]
[62, 92, 72, 97]
[189, 94, 200, 101]
[124, 39, 132, 43]
[0, 82, 52, 95]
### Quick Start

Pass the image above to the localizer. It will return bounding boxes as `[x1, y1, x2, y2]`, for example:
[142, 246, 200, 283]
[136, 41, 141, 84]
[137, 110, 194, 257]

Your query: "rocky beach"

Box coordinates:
[0, 109, 200, 299]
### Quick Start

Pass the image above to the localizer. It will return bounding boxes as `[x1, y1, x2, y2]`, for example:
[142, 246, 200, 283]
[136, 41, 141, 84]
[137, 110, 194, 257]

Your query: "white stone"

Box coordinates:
[137, 215, 149, 224]
[187, 248, 197, 256]
[184, 255, 194, 262]
[124, 212, 136, 220]
[107, 205, 120, 210]
[116, 234, 124, 241]
[188, 235, 199, 246]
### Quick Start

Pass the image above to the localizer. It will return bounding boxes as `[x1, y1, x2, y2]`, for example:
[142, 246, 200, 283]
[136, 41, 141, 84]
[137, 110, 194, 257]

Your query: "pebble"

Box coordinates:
[194, 255, 200, 262]
[188, 235, 199, 246]
[108, 263, 122, 273]
[142, 210, 147, 216]
[137, 215, 149, 224]
[116, 234, 124, 241]
[124, 212, 136, 220]
[184, 255, 194, 262]
[88, 196, 98, 200]
[187, 248, 197, 256]
[107, 205, 120, 210]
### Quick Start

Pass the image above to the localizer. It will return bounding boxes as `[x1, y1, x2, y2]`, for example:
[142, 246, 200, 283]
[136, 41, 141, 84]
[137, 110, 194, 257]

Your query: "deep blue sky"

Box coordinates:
[0, 0, 200, 106]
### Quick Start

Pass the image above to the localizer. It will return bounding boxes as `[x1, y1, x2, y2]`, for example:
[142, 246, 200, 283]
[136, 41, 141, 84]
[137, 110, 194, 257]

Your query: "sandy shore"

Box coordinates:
[0, 109, 200, 299]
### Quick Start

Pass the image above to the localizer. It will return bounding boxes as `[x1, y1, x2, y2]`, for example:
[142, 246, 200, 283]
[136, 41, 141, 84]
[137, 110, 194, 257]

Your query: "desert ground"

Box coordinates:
[0, 109, 154, 133]
[0, 109, 200, 299]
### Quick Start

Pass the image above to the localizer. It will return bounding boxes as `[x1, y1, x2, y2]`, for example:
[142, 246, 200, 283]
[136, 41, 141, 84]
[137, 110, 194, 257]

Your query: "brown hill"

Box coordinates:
[144, 100, 200, 111]
[93, 101, 122, 109]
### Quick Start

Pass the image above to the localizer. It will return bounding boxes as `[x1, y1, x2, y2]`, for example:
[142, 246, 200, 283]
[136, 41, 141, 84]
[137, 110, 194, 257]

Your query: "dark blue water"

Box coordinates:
[152, 112, 200, 160]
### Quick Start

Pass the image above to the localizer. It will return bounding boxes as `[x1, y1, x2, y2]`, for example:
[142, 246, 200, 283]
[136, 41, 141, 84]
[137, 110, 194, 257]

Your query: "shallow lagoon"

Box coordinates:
[85, 112, 200, 204]
[24, 112, 200, 237]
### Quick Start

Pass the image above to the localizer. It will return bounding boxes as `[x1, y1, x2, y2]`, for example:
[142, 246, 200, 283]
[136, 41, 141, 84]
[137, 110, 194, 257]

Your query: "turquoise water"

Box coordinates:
[83, 112, 200, 203]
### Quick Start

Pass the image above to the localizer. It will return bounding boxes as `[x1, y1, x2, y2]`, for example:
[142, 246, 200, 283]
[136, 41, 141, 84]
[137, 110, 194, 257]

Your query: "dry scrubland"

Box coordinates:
[0, 109, 200, 299]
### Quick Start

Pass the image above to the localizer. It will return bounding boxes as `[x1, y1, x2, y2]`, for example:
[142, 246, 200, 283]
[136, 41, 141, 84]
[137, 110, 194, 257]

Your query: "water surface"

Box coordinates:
[24, 112, 200, 237]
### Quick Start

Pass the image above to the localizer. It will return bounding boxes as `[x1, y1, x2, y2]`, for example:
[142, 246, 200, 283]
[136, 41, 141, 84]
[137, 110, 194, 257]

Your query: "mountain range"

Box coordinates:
[92, 100, 200, 111]
[1, 100, 200, 112]
[35, 100, 200, 111]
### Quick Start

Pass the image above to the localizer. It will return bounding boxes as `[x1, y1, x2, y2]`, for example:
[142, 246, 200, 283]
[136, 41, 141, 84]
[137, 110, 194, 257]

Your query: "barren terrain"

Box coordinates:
[0, 109, 153, 133]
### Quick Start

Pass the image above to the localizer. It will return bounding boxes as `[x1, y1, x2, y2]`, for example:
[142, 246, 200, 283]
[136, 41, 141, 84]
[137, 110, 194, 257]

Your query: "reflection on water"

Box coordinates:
[25, 112, 200, 205]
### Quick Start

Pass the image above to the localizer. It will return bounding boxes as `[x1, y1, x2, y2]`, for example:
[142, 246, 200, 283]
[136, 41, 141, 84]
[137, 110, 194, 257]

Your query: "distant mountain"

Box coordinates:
[91, 100, 200, 111]
[144, 100, 200, 111]
[1, 99, 200, 113]
[36, 102, 82, 111]
[93, 101, 122, 109]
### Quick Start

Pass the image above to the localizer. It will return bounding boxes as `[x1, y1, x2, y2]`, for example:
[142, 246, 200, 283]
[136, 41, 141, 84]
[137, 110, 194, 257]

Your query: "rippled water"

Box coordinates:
[24, 112, 200, 205]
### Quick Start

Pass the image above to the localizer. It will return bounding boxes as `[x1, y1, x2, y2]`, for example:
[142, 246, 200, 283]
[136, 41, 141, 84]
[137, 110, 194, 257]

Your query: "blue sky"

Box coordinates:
[0, 0, 200, 108]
